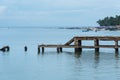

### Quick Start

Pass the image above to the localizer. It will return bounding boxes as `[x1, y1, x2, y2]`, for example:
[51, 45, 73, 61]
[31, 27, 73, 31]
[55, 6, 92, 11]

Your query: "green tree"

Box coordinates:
[97, 15, 120, 26]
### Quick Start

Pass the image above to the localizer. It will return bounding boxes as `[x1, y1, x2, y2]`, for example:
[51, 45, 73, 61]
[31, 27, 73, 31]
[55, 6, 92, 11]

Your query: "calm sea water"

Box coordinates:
[0, 27, 120, 80]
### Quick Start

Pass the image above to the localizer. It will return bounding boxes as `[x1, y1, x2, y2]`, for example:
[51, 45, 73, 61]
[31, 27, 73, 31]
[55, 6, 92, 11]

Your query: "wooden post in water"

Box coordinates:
[57, 47, 60, 53]
[24, 46, 27, 52]
[42, 47, 44, 53]
[57, 47, 62, 53]
[60, 47, 62, 52]
[74, 38, 82, 53]
[38, 46, 40, 54]
[115, 40, 119, 54]
[94, 39, 99, 53]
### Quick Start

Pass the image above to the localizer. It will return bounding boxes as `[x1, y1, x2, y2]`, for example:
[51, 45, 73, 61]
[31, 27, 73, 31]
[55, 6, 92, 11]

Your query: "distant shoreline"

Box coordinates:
[0, 26, 92, 29]
[0, 26, 120, 31]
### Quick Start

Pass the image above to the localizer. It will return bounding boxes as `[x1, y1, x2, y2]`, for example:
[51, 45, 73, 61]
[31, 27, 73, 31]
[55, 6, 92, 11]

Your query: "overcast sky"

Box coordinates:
[0, 0, 120, 27]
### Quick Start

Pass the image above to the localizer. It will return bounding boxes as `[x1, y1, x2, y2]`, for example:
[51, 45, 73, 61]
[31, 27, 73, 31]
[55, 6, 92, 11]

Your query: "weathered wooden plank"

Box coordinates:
[64, 37, 74, 45]
[39, 45, 120, 48]
[99, 45, 116, 48]
[74, 36, 120, 40]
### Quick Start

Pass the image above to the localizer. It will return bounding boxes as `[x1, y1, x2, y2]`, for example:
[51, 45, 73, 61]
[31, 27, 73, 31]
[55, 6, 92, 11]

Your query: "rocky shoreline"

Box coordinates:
[58, 25, 120, 31]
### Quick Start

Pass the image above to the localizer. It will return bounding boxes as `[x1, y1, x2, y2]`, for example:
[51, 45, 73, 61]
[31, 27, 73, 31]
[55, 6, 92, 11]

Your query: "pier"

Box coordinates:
[38, 36, 120, 54]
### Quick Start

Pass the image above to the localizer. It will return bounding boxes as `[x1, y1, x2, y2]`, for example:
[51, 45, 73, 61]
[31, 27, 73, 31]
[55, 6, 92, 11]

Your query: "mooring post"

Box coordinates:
[94, 39, 99, 53]
[74, 38, 82, 53]
[24, 46, 27, 52]
[115, 40, 119, 54]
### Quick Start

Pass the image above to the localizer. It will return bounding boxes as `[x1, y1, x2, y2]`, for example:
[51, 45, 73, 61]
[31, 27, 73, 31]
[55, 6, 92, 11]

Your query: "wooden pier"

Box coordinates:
[38, 36, 120, 54]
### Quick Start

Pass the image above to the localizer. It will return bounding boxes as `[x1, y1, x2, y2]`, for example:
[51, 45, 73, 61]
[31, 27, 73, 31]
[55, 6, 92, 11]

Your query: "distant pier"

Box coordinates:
[38, 36, 120, 54]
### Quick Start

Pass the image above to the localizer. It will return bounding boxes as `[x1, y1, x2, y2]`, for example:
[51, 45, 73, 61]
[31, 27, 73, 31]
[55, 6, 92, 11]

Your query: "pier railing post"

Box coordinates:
[74, 38, 82, 53]
[94, 39, 99, 53]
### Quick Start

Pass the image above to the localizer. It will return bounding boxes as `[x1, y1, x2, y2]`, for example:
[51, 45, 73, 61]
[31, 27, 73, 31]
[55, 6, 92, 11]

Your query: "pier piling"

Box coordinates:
[115, 40, 119, 53]
[38, 46, 40, 54]
[60, 47, 62, 52]
[57, 47, 62, 53]
[42, 47, 44, 53]
[74, 38, 82, 53]
[57, 47, 60, 53]
[94, 39, 99, 53]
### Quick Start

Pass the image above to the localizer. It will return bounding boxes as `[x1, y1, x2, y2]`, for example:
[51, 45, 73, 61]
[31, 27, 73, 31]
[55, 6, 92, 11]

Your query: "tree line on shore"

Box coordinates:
[97, 15, 120, 26]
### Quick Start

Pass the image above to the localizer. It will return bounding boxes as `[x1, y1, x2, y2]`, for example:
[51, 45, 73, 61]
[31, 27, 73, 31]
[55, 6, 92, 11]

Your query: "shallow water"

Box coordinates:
[0, 27, 120, 80]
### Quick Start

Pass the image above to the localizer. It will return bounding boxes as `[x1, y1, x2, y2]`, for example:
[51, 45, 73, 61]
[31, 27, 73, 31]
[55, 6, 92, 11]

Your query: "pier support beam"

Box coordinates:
[74, 39, 82, 53]
[94, 39, 99, 53]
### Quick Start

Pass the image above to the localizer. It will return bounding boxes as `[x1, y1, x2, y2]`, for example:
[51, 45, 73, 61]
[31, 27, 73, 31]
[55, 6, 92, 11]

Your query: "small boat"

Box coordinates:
[82, 29, 89, 32]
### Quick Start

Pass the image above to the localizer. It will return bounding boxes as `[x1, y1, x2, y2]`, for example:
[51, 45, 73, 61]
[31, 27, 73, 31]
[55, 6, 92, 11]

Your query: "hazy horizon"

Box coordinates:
[0, 0, 120, 27]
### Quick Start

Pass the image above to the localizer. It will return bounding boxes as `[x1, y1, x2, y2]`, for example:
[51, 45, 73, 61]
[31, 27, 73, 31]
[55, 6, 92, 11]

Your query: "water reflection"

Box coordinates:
[75, 52, 82, 58]
[115, 52, 119, 58]
[95, 52, 100, 58]
[0, 52, 9, 56]
[37, 51, 45, 56]
[94, 52, 100, 69]
[114, 53, 120, 80]
[36, 50, 120, 80]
